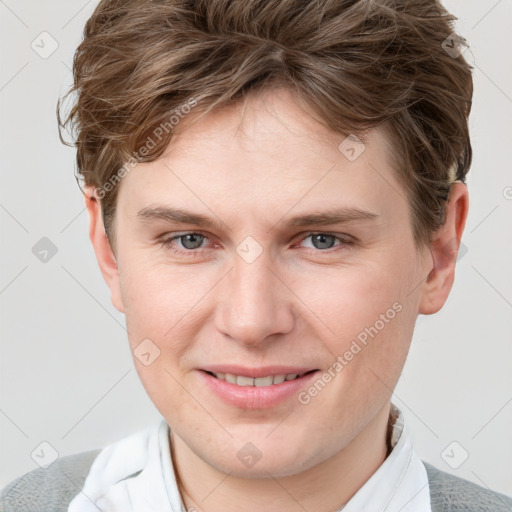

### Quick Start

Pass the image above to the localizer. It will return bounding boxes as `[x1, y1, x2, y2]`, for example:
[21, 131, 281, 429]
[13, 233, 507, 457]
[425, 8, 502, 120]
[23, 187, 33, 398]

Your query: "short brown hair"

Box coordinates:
[58, 0, 473, 248]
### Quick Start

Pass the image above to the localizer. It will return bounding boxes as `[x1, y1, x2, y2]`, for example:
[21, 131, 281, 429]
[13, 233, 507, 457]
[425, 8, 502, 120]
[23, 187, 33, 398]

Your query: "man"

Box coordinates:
[1, 0, 511, 510]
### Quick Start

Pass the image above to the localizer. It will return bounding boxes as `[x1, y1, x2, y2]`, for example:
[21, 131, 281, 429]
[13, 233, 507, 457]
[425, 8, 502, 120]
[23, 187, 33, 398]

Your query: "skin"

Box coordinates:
[85, 87, 468, 512]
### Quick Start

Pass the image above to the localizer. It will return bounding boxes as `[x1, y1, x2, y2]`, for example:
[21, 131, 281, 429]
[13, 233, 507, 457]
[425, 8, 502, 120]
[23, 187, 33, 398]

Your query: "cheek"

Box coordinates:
[119, 254, 214, 334]
[117, 257, 206, 414]
[293, 258, 412, 336]
[290, 256, 418, 382]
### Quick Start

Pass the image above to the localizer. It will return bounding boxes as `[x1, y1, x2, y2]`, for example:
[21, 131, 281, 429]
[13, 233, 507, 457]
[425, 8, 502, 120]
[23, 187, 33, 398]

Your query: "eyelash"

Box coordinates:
[159, 231, 354, 257]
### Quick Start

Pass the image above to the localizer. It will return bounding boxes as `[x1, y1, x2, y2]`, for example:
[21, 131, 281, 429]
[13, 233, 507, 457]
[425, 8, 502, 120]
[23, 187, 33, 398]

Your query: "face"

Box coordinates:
[102, 88, 434, 477]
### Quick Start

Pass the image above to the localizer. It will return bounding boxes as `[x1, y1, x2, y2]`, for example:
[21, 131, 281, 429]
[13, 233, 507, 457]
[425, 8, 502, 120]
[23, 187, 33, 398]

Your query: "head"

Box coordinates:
[59, 0, 472, 477]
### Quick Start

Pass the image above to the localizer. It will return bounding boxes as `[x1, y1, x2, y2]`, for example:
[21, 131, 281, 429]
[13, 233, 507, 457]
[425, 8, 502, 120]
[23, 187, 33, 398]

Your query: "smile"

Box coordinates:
[199, 368, 320, 408]
[206, 371, 312, 386]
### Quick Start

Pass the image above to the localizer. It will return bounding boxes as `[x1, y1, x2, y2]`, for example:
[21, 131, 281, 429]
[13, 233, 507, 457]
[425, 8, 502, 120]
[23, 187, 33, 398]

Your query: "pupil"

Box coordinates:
[182, 234, 204, 249]
[312, 234, 335, 250]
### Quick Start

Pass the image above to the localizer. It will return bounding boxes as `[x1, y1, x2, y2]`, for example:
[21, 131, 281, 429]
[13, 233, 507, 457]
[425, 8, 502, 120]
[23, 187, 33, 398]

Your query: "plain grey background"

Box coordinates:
[1, 0, 511, 497]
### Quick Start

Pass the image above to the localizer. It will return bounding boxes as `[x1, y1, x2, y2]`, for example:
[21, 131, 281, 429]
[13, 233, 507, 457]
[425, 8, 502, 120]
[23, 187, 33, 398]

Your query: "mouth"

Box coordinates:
[203, 369, 318, 387]
[198, 366, 321, 408]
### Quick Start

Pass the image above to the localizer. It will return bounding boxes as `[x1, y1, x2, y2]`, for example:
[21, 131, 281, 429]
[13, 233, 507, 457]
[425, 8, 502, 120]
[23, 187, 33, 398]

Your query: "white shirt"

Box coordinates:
[68, 404, 431, 511]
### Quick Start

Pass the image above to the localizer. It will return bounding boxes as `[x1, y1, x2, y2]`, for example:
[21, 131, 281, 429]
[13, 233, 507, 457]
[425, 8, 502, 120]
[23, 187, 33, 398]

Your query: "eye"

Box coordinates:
[298, 232, 353, 252]
[175, 233, 205, 250]
[160, 232, 209, 254]
[158, 231, 353, 257]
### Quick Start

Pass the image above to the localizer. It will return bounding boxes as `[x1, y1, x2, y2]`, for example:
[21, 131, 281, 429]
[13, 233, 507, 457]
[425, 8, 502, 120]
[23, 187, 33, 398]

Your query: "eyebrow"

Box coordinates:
[137, 206, 227, 231]
[286, 207, 379, 227]
[136, 205, 379, 230]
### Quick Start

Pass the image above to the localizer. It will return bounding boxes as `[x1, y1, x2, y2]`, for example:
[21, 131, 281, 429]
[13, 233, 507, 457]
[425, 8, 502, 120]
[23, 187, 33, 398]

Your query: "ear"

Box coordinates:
[84, 186, 124, 313]
[419, 182, 469, 315]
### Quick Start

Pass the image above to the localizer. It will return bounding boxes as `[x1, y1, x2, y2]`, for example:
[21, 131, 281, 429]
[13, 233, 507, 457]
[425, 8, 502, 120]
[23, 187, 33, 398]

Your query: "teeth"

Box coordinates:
[254, 376, 273, 387]
[236, 375, 254, 386]
[225, 373, 237, 384]
[213, 372, 304, 386]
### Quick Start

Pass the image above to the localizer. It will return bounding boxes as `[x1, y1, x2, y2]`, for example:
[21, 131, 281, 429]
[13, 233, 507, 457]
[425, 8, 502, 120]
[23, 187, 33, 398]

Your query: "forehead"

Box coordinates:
[161, 88, 384, 172]
[117, 88, 408, 230]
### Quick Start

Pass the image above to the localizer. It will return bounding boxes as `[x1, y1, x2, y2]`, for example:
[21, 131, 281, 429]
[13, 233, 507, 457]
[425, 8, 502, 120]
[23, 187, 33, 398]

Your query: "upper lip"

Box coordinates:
[200, 365, 318, 378]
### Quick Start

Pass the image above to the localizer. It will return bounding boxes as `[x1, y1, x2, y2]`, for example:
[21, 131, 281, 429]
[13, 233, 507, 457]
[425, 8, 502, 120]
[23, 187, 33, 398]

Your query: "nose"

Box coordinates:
[214, 248, 295, 347]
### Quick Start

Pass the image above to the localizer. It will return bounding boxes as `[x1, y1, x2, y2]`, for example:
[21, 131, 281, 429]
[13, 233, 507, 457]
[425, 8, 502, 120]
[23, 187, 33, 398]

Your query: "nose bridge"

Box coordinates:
[215, 243, 294, 345]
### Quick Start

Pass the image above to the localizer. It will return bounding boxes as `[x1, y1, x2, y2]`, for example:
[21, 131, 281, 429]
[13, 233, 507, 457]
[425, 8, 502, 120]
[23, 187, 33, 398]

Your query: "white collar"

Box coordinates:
[68, 404, 431, 512]
[340, 404, 431, 511]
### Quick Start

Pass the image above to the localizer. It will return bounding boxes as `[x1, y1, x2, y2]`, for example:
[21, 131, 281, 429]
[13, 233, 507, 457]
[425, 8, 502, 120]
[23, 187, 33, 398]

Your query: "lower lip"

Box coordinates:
[199, 370, 319, 409]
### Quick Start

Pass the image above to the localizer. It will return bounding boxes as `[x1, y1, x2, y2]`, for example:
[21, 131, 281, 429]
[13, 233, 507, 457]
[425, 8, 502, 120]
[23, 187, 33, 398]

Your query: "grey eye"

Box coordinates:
[180, 233, 205, 249]
[310, 234, 336, 250]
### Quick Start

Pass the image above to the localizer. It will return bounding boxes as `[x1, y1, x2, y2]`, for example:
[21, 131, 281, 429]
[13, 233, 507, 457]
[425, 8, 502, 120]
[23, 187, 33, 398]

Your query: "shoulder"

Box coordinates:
[0, 449, 101, 512]
[423, 461, 512, 512]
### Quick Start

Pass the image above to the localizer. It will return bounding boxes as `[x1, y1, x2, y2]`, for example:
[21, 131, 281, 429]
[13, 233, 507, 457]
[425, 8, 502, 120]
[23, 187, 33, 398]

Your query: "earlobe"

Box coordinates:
[84, 186, 125, 313]
[418, 182, 469, 315]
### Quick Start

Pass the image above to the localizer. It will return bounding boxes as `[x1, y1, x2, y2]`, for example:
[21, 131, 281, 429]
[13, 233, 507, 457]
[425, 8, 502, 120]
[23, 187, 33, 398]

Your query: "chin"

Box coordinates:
[200, 435, 322, 479]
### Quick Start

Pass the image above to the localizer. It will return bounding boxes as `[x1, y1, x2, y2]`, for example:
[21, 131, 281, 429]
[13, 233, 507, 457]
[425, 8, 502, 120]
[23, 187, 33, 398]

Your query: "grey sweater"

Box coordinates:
[1, 449, 511, 511]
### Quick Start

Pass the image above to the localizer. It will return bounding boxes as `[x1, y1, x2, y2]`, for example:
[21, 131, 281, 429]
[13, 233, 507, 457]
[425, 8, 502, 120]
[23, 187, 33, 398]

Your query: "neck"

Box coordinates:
[170, 402, 392, 512]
